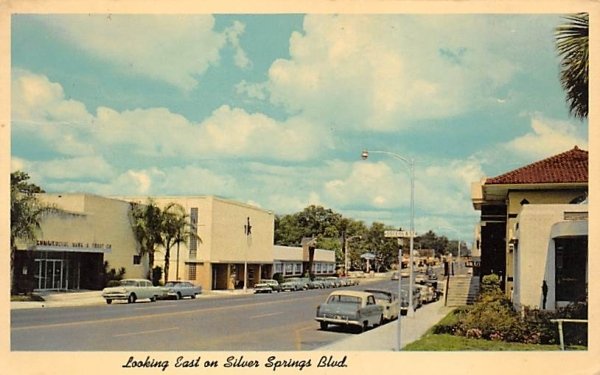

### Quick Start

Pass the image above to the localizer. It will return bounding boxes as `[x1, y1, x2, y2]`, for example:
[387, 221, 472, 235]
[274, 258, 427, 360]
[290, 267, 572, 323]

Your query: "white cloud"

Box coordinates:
[241, 15, 533, 131]
[503, 115, 588, 159]
[37, 15, 245, 91]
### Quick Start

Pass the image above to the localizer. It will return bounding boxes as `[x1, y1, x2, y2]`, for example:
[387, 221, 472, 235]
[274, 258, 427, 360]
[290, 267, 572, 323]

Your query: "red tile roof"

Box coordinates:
[485, 146, 588, 185]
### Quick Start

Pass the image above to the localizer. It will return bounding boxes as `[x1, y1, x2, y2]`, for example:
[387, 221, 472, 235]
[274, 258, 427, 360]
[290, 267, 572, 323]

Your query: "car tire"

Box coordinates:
[176, 292, 182, 300]
[361, 321, 368, 333]
[128, 294, 137, 304]
[150, 295, 157, 302]
[106, 299, 112, 305]
[379, 315, 384, 326]
[191, 294, 196, 299]
[320, 322, 328, 330]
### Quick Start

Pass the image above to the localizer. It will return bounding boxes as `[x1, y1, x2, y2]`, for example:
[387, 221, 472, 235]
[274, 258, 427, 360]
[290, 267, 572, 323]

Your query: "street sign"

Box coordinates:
[384, 230, 417, 238]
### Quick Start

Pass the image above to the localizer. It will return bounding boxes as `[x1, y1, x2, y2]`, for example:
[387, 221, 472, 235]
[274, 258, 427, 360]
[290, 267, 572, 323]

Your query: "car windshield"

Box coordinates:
[327, 295, 361, 305]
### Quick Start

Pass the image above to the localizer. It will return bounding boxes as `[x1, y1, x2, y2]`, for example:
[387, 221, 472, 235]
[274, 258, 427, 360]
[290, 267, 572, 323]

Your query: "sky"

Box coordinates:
[10, 13, 589, 242]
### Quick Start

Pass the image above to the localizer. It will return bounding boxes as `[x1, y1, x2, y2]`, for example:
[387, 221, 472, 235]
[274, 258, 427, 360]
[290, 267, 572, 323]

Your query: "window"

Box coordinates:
[294, 263, 302, 274]
[285, 263, 293, 275]
[555, 237, 587, 302]
[189, 207, 199, 258]
[274, 262, 283, 274]
[316, 263, 322, 273]
[188, 264, 197, 281]
[133, 255, 141, 265]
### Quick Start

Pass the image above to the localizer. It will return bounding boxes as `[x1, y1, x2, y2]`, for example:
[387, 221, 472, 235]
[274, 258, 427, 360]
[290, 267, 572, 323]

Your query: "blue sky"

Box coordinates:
[10, 13, 588, 242]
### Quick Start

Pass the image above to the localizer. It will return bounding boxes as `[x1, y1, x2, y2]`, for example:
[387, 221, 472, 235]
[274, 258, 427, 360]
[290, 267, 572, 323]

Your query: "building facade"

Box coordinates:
[471, 146, 588, 296]
[510, 204, 587, 311]
[13, 193, 337, 293]
[13, 194, 148, 293]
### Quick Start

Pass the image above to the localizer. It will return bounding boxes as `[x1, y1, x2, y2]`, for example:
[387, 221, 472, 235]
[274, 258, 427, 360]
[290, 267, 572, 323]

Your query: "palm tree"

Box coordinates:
[555, 13, 589, 120]
[161, 203, 201, 282]
[129, 199, 164, 280]
[10, 171, 49, 294]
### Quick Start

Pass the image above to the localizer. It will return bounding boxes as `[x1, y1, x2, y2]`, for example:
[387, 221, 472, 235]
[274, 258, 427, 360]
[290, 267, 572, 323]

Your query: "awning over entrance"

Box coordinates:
[551, 220, 588, 239]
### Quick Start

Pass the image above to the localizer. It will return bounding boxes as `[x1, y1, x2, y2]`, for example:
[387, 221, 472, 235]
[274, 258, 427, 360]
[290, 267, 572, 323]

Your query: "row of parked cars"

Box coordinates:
[254, 276, 360, 294]
[101, 279, 202, 304]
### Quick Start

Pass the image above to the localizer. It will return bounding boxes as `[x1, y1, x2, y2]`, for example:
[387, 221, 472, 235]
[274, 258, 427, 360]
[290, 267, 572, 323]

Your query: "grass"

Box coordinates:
[404, 309, 586, 351]
[404, 333, 565, 351]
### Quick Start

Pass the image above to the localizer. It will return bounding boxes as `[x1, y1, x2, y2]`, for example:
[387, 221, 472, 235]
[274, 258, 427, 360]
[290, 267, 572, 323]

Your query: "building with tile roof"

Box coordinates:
[471, 146, 588, 295]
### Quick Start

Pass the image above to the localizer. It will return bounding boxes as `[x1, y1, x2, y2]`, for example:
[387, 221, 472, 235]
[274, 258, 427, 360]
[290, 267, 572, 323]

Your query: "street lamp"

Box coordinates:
[344, 235, 361, 276]
[361, 149, 416, 351]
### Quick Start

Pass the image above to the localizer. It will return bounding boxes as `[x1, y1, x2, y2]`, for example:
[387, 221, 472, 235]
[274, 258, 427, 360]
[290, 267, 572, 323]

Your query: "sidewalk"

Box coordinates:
[317, 300, 453, 351]
[10, 288, 257, 309]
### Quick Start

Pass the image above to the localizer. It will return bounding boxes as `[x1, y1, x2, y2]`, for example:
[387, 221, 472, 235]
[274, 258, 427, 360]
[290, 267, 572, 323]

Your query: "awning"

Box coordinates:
[551, 220, 588, 239]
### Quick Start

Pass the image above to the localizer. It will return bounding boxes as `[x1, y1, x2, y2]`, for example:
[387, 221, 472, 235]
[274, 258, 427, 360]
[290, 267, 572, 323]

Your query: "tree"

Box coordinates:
[129, 199, 164, 281]
[556, 13, 589, 120]
[10, 171, 48, 294]
[162, 203, 201, 283]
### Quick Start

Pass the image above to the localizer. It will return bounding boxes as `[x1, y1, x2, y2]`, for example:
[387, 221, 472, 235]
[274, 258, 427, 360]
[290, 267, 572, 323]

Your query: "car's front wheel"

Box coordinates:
[176, 292, 182, 300]
[127, 294, 137, 304]
[105, 299, 112, 305]
[320, 322, 328, 330]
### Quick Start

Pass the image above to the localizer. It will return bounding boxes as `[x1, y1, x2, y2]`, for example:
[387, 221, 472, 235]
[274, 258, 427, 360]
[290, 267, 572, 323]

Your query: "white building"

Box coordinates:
[510, 204, 588, 311]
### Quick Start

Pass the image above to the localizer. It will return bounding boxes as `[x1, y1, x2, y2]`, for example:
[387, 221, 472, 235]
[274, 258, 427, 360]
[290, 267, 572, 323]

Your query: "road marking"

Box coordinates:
[249, 312, 282, 319]
[11, 294, 325, 331]
[114, 327, 179, 337]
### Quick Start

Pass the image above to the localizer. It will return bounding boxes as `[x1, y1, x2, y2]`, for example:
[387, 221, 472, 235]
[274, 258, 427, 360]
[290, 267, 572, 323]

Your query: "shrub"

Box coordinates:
[151, 266, 163, 286]
[102, 261, 126, 288]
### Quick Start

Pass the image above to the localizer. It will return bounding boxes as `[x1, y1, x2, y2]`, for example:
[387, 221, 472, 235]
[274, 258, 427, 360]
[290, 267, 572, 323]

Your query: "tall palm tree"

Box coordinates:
[129, 199, 164, 280]
[162, 203, 201, 282]
[555, 13, 589, 120]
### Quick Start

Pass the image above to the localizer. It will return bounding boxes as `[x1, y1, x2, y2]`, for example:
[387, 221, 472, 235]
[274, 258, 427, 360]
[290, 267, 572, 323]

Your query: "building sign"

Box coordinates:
[384, 230, 417, 238]
[35, 240, 112, 253]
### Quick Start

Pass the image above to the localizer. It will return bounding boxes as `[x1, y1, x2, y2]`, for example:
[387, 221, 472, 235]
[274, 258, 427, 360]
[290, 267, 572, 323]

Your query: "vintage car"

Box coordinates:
[260, 279, 282, 292]
[339, 277, 359, 286]
[364, 289, 400, 321]
[315, 290, 384, 332]
[254, 281, 276, 293]
[416, 284, 436, 304]
[400, 286, 421, 314]
[164, 281, 202, 299]
[102, 278, 166, 304]
[281, 278, 306, 291]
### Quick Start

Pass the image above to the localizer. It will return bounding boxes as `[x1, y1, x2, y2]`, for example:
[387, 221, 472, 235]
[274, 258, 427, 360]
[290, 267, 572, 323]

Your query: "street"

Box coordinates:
[11, 279, 402, 351]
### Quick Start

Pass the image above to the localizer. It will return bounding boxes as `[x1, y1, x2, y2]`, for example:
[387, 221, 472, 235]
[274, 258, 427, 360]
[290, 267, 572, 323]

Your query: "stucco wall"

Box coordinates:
[513, 204, 587, 310]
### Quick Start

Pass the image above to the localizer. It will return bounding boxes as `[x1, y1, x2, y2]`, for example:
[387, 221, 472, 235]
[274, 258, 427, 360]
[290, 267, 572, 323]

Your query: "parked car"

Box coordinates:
[164, 281, 202, 300]
[254, 281, 276, 293]
[315, 290, 384, 332]
[339, 277, 359, 286]
[364, 289, 400, 321]
[316, 277, 335, 288]
[102, 278, 166, 304]
[260, 279, 282, 292]
[325, 276, 343, 287]
[416, 284, 436, 304]
[281, 278, 306, 291]
[307, 279, 325, 289]
[399, 286, 421, 314]
[391, 272, 399, 281]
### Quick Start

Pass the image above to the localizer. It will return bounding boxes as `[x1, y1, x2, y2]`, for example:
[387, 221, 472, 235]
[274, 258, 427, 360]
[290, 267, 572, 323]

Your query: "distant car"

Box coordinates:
[364, 289, 400, 321]
[339, 277, 359, 286]
[315, 290, 384, 332]
[316, 277, 335, 288]
[415, 273, 428, 284]
[416, 284, 436, 304]
[307, 279, 324, 289]
[164, 281, 202, 300]
[281, 278, 306, 291]
[400, 286, 421, 314]
[102, 279, 166, 304]
[261, 279, 282, 292]
[254, 281, 275, 293]
[325, 276, 342, 287]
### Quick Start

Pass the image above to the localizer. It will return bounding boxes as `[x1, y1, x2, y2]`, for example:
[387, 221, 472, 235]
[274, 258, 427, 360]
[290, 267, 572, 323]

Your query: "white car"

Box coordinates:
[102, 279, 166, 304]
[164, 281, 202, 299]
[364, 289, 400, 321]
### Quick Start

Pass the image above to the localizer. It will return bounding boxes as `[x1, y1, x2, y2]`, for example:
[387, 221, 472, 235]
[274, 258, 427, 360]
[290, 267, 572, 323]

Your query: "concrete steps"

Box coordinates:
[445, 276, 479, 307]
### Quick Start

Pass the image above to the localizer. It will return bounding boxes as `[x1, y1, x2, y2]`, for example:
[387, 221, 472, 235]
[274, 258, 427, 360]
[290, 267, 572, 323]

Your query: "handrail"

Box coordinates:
[443, 272, 450, 307]
[550, 318, 588, 350]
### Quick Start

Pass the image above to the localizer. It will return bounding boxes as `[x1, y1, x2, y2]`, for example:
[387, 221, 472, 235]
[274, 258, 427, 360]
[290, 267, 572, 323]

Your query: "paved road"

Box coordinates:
[11, 279, 400, 351]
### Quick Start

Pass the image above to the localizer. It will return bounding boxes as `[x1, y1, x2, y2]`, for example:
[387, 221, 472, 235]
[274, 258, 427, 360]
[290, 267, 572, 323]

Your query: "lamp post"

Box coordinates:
[344, 235, 361, 276]
[361, 149, 416, 351]
[244, 217, 252, 293]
